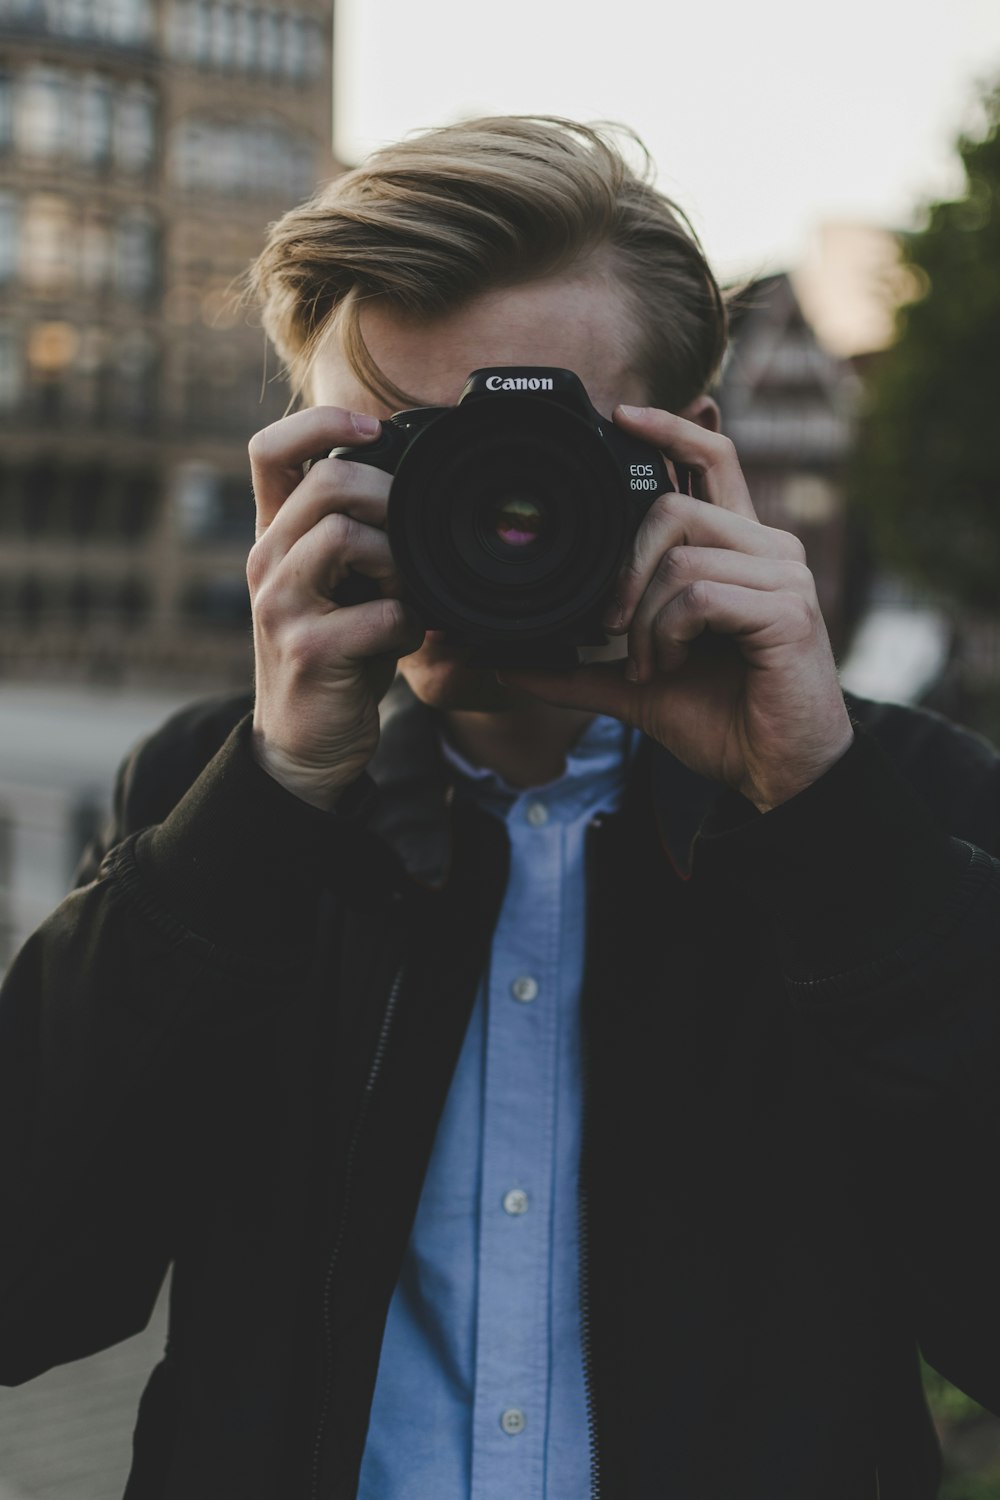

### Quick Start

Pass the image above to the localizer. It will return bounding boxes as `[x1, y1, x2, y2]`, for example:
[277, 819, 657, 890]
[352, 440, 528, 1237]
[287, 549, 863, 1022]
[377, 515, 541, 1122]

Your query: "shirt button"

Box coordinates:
[503, 1188, 529, 1216]
[500, 1407, 526, 1435]
[511, 975, 539, 1003]
[525, 801, 549, 827]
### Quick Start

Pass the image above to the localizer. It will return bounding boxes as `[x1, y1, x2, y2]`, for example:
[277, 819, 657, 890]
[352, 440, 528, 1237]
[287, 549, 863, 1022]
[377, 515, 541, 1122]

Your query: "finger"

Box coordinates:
[607, 492, 805, 634]
[337, 595, 424, 664]
[253, 457, 391, 550]
[269, 512, 402, 603]
[248, 407, 381, 533]
[613, 406, 756, 518]
[626, 548, 815, 681]
[639, 581, 814, 682]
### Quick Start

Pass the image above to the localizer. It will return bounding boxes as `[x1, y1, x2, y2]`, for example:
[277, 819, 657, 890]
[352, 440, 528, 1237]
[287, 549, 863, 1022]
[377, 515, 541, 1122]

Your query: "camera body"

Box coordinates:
[334, 366, 671, 668]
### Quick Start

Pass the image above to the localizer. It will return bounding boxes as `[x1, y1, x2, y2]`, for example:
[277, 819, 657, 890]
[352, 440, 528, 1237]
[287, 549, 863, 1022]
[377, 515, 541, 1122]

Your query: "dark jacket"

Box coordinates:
[1, 684, 999, 1500]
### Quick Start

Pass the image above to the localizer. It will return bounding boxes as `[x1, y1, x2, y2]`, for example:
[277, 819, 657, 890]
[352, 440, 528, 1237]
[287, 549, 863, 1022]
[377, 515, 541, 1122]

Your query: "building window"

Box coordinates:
[182, 575, 251, 630]
[0, 0, 45, 29]
[281, 13, 307, 81]
[44, 0, 155, 46]
[79, 217, 112, 292]
[0, 72, 13, 152]
[165, 3, 327, 82]
[119, 474, 159, 539]
[232, 5, 257, 69]
[208, 1, 236, 69]
[113, 331, 158, 425]
[176, 463, 251, 542]
[171, 116, 316, 199]
[114, 82, 156, 175]
[0, 193, 18, 284]
[16, 67, 69, 157]
[103, 0, 155, 46]
[114, 212, 158, 299]
[0, 332, 23, 412]
[78, 73, 113, 166]
[22, 196, 75, 295]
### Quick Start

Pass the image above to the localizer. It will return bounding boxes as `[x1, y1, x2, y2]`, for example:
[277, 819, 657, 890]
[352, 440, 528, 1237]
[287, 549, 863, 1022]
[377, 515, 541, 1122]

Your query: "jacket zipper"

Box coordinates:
[577, 1146, 601, 1498]
[307, 960, 406, 1500]
[578, 813, 604, 1500]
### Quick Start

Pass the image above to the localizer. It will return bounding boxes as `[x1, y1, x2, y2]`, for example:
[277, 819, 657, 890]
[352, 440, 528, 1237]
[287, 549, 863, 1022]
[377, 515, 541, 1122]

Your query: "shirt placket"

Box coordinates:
[469, 799, 562, 1499]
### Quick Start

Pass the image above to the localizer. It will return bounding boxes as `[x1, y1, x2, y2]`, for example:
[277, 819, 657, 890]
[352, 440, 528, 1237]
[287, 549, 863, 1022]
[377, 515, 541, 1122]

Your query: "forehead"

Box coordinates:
[310, 273, 647, 419]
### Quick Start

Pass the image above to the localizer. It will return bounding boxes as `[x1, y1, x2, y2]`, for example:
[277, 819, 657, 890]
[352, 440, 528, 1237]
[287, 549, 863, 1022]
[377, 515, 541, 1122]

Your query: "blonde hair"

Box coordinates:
[247, 115, 727, 411]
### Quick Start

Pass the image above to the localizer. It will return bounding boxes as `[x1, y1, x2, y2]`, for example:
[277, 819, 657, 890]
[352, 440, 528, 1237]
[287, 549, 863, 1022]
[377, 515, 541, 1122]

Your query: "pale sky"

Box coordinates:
[334, 0, 1000, 285]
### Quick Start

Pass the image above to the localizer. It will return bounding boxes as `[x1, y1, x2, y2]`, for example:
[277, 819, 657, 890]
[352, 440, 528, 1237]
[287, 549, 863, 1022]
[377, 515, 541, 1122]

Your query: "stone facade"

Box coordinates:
[0, 0, 336, 686]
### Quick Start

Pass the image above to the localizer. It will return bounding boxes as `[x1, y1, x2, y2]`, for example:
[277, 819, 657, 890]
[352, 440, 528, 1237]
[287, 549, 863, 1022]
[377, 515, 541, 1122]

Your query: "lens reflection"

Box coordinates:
[493, 494, 545, 548]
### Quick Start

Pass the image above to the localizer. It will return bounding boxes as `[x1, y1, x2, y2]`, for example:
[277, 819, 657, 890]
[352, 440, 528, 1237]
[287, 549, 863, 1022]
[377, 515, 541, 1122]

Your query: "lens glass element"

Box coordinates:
[490, 494, 546, 551]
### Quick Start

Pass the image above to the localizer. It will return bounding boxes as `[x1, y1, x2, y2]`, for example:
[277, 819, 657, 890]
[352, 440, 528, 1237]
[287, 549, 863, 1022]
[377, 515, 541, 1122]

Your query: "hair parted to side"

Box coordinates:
[246, 115, 728, 412]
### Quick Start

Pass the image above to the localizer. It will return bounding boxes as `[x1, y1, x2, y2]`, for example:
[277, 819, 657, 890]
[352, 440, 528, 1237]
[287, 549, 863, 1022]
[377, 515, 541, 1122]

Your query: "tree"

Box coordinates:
[854, 79, 1000, 610]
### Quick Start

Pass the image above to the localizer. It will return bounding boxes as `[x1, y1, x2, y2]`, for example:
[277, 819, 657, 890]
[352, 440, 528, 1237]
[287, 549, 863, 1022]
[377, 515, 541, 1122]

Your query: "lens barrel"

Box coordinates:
[387, 397, 630, 641]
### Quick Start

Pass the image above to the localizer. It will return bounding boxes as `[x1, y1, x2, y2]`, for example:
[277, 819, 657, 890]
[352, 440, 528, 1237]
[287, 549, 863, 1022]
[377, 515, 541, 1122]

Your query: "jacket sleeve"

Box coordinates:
[0, 712, 389, 1384]
[693, 721, 1000, 1414]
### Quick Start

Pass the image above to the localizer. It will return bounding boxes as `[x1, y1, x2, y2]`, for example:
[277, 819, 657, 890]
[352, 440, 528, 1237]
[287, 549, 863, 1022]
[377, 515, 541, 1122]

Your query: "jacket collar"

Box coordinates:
[367, 677, 722, 885]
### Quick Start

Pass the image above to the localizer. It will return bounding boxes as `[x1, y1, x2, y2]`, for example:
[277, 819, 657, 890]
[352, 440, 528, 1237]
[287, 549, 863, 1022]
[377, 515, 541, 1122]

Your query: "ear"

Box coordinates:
[677, 393, 721, 432]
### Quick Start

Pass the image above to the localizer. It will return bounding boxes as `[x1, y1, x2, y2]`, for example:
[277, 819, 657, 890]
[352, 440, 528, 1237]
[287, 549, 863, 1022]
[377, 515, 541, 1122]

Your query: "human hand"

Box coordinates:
[499, 405, 854, 813]
[247, 407, 424, 810]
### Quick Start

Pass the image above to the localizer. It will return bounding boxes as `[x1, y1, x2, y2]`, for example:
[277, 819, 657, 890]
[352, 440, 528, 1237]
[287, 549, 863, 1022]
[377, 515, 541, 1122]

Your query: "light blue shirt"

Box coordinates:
[357, 713, 634, 1500]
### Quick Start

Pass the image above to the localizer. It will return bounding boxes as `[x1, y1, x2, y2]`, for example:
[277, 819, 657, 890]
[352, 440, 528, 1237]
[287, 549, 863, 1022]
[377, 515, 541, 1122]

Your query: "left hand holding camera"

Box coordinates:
[500, 406, 854, 814]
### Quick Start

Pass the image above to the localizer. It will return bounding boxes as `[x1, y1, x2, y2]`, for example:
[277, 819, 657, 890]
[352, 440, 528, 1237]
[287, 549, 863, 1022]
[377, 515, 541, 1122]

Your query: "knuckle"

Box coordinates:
[658, 546, 688, 582]
[776, 528, 807, 563]
[246, 540, 268, 592]
[247, 424, 279, 468]
[779, 590, 817, 633]
[652, 491, 683, 523]
[320, 509, 354, 549]
[683, 579, 710, 613]
[311, 455, 352, 491]
[250, 579, 283, 630]
[283, 621, 325, 672]
[618, 553, 646, 592]
[379, 596, 406, 634]
[786, 558, 815, 593]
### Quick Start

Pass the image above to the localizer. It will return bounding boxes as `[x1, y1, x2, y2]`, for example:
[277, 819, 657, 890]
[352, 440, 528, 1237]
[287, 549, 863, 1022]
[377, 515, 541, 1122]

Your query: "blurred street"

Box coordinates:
[0, 1286, 167, 1500]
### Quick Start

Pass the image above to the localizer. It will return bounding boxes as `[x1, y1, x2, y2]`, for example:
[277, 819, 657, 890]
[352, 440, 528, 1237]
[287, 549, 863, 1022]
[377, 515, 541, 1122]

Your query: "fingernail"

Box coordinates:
[617, 404, 646, 421]
[624, 658, 638, 682]
[603, 598, 623, 631]
[351, 412, 380, 436]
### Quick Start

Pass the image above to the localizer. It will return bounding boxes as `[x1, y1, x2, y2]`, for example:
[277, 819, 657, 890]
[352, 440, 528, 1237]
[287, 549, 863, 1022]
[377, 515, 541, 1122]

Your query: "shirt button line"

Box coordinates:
[500, 1407, 526, 1435]
[502, 1188, 529, 1216]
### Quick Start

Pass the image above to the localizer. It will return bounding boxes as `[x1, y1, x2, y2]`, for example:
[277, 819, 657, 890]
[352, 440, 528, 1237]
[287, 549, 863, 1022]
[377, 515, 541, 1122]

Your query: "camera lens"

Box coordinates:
[388, 396, 628, 641]
[490, 494, 546, 551]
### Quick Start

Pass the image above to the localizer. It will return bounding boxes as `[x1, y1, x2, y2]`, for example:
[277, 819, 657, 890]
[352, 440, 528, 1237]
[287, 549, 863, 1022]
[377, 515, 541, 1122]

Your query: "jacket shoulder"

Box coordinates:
[74, 690, 254, 886]
[846, 692, 1000, 853]
[119, 690, 255, 831]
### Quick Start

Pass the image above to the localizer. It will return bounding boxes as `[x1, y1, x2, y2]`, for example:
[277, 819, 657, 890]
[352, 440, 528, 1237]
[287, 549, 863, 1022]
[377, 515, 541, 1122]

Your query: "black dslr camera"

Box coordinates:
[334, 366, 671, 668]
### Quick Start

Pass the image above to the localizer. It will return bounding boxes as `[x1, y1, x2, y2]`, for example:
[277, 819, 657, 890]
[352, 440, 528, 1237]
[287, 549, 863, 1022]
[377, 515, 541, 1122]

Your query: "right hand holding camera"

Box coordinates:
[247, 407, 424, 810]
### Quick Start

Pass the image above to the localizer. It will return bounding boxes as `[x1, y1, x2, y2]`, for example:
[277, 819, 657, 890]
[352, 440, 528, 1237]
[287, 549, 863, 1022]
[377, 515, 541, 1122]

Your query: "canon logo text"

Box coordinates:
[485, 376, 555, 392]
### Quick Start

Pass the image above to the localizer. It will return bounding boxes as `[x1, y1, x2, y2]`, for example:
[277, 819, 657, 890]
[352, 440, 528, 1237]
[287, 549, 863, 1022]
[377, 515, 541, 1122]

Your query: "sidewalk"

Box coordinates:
[0, 1284, 168, 1500]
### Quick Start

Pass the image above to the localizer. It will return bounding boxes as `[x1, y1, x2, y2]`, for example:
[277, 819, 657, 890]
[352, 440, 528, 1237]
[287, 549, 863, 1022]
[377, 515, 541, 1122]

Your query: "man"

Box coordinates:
[1, 116, 998, 1500]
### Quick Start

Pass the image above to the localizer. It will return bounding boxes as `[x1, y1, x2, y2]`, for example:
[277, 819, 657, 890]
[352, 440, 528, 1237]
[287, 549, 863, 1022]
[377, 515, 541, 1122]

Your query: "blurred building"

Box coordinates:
[718, 273, 862, 652]
[0, 0, 336, 686]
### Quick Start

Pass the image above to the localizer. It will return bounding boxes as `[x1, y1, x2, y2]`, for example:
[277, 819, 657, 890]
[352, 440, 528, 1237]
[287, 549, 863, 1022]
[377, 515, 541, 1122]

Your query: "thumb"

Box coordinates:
[496, 660, 639, 721]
